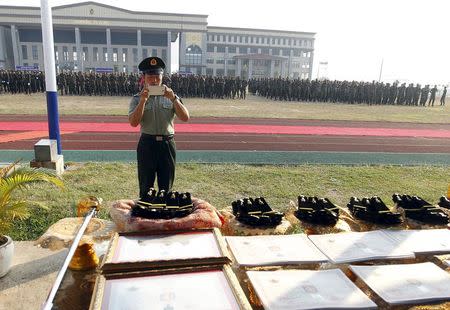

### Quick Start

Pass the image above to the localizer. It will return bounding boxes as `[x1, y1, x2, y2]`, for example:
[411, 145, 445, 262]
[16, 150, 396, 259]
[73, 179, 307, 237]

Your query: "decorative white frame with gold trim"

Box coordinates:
[101, 228, 230, 273]
[89, 264, 252, 310]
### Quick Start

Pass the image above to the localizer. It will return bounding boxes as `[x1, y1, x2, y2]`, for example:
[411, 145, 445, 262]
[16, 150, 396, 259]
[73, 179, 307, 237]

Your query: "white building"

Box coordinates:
[0, 1, 315, 78]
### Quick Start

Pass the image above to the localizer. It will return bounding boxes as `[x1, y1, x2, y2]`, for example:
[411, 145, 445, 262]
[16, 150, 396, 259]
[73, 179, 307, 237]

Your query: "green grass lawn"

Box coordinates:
[1, 93, 449, 123]
[10, 162, 450, 240]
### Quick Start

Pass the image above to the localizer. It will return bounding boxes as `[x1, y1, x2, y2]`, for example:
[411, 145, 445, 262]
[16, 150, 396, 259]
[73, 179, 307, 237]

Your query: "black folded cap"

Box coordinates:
[138, 57, 165, 75]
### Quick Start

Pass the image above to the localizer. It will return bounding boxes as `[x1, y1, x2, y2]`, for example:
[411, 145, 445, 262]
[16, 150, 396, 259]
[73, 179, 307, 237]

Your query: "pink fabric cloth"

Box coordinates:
[110, 197, 224, 232]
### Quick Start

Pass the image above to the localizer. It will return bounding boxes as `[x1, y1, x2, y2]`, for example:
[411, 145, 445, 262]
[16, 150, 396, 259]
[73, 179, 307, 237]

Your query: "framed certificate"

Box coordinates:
[350, 262, 450, 305]
[381, 229, 450, 254]
[101, 228, 230, 273]
[226, 234, 328, 266]
[247, 269, 377, 310]
[308, 230, 415, 263]
[89, 265, 252, 310]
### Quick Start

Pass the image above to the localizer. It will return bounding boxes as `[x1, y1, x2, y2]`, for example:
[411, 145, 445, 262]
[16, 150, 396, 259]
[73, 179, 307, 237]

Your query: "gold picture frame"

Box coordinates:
[100, 228, 231, 273]
[89, 264, 252, 310]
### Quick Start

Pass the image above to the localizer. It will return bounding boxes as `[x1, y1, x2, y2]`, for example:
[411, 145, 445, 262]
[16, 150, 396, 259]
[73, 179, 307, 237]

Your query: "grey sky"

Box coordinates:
[1, 0, 448, 85]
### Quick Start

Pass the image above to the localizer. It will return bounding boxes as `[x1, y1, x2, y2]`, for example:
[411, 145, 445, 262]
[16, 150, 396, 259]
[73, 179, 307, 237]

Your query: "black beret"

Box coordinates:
[138, 57, 165, 75]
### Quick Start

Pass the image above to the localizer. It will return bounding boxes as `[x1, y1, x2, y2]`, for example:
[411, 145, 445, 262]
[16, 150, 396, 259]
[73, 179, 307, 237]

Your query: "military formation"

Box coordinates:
[249, 78, 446, 106]
[0, 70, 248, 99]
[0, 70, 45, 94]
[0, 69, 446, 106]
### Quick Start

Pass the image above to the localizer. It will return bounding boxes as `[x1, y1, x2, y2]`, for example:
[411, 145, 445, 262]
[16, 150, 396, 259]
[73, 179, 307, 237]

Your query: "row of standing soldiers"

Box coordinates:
[0, 70, 248, 99]
[1, 69, 446, 106]
[0, 70, 45, 94]
[249, 78, 447, 106]
[169, 75, 248, 99]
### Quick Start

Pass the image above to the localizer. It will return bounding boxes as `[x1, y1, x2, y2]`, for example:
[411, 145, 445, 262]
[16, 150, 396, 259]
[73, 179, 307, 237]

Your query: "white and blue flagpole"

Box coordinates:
[40, 0, 62, 154]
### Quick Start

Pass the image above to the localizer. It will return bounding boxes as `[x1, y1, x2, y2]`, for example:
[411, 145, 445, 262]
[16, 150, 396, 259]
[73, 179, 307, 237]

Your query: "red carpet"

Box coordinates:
[1, 121, 449, 138]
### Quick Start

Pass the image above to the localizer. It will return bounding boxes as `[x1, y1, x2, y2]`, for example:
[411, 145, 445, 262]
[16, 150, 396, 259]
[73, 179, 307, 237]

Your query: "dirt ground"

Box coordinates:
[0, 93, 448, 123]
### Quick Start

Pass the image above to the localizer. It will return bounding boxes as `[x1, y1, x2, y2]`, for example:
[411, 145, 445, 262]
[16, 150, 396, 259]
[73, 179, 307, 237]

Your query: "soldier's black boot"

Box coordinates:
[296, 196, 339, 226]
[392, 193, 448, 225]
[438, 196, 450, 209]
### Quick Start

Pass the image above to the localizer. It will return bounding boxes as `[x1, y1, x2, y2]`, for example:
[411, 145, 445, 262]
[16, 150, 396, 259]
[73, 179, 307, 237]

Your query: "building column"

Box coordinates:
[281, 60, 285, 77]
[201, 32, 207, 75]
[106, 28, 111, 64]
[270, 60, 274, 78]
[10, 25, 20, 68]
[75, 27, 81, 71]
[288, 49, 293, 78]
[179, 32, 186, 72]
[248, 59, 253, 79]
[224, 46, 228, 76]
[0, 27, 6, 69]
[236, 58, 241, 77]
[309, 51, 314, 80]
[166, 31, 171, 74]
[137, 29, 142, 62]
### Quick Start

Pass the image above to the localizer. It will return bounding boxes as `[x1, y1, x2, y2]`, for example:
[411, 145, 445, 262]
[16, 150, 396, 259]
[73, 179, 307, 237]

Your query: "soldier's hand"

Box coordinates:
[163, 85, 176, 101]
[139, 83, 150, 102]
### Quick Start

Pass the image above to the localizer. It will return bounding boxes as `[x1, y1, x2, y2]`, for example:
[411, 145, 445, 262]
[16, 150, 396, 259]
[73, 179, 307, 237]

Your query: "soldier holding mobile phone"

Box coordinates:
[128, 57, 190, 198]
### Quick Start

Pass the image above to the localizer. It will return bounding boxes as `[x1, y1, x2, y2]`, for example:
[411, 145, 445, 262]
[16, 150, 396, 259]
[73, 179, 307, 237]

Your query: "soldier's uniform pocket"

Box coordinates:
[162, 101, 173, 109]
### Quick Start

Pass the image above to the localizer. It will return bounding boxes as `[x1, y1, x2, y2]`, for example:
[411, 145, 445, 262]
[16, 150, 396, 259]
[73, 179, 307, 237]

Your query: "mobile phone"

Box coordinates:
[147, 85, 165, 96]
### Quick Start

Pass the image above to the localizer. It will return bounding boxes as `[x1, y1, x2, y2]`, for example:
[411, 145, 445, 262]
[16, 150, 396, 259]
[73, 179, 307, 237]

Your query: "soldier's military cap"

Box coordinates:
[138, 57, 165, 75]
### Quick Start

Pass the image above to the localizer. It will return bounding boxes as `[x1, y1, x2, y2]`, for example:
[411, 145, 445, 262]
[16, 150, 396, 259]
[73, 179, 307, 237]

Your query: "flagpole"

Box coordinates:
[40, 0, 62, 154]
[378, 58, 384, 82]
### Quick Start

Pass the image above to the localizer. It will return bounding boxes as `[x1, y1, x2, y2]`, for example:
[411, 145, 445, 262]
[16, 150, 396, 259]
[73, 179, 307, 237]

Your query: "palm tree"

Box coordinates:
[0, 160, 64, 237]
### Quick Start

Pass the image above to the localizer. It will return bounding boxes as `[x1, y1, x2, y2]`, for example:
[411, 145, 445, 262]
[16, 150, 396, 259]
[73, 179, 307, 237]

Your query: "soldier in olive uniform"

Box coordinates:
[128, 57, 190, 198]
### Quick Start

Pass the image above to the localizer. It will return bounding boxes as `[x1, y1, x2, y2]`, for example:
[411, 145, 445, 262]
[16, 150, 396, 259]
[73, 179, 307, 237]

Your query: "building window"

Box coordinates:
[217, 45, 225, 53]
[73, 47, 77, 61]
[113, 48, 118, 62]
[31, 45, 38, 60]
[206, 68, 213, 75]
[63, 46, 69, 61]
[93, 47, 99, 62]
[207, 58, 214, 64]
[261, 47, 269, 55]
[227, 69, 235, 76]
[142, 49, 148, 59]
[152, 49, 157, 57]
[132, 48, 138, 62]
[82, 47, 88, 61]
[282, 49, 290, 56]
[208, 35, 212, 41]
[21, 45, 28, 59]
[216, 59, 225, 64]
[227, 60, 236, 65]
[228, 46, 236, 53]
[216, 69, 224, 76]
[185, 45, 202, 65]
[122, 48, 127, 62]
[250, 47, 257, 54]
[33, 63, 39, 68]
[103, 47, 108, 62]
[207, 44, 214, 52]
